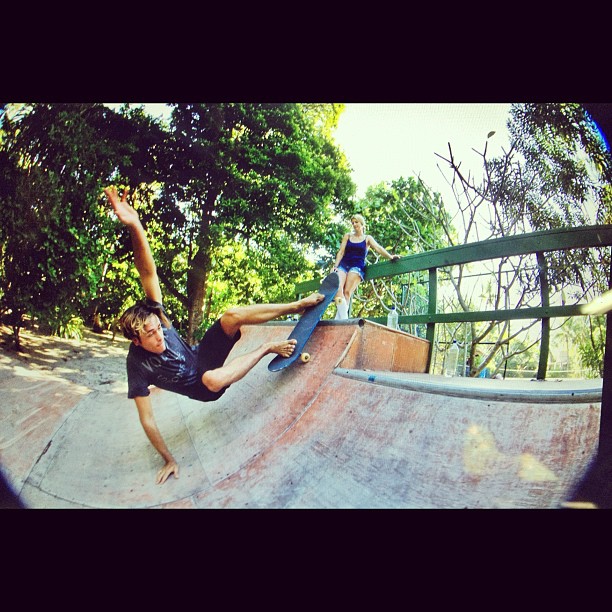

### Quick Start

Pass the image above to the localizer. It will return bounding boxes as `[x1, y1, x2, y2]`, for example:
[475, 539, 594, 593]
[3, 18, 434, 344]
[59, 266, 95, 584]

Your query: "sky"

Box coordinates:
[135, 102, 514, 203]
[331, 103, 513, 200]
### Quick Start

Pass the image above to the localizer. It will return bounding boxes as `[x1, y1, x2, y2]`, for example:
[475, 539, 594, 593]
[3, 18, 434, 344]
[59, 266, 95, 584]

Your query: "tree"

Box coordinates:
[0, 103, 167, 345]
[145, 103, 355, 342]
[431, 103, 612, 377]
[0, 102, 355, 347]
[509, 103, 612, 223]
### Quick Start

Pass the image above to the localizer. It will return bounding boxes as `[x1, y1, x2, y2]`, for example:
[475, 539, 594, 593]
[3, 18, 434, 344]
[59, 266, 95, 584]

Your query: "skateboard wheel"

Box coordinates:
[300, 352, 311, 363]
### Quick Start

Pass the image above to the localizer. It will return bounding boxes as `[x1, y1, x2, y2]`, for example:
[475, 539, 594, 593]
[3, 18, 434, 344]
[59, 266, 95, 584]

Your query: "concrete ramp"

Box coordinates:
[0, 321, 602, 508]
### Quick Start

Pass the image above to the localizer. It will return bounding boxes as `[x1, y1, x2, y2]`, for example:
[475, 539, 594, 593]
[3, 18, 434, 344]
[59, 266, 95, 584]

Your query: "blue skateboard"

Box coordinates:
[268, 272, 340, 372]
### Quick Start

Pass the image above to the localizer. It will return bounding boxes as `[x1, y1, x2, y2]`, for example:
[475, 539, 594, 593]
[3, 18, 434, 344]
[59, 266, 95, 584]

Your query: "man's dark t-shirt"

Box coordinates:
[126, 302, 240, 403]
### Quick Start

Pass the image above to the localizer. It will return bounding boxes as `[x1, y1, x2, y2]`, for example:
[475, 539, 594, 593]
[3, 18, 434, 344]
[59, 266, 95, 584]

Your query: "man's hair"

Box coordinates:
[119, 301, 169, 341]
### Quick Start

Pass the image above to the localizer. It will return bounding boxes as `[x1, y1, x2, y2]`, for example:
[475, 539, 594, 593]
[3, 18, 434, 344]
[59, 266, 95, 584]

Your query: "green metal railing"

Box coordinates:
[296, 225, 612, 379]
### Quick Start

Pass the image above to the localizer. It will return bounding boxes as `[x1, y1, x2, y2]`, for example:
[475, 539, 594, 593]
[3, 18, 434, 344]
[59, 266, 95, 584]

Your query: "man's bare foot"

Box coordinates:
[295, 292, 324, 314]
[264, 339, 297, 357]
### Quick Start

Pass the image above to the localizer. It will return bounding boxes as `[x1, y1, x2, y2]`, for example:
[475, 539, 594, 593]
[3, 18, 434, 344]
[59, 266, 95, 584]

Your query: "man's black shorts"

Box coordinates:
[187, 319, 241, 402]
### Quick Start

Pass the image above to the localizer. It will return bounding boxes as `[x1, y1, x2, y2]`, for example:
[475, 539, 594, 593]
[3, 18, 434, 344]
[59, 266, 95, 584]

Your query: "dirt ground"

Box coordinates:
[0, 324, 131, 392]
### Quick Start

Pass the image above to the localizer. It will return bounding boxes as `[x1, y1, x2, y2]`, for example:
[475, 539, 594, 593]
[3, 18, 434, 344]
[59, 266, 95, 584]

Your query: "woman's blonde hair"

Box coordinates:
[351, 214, 366, 231]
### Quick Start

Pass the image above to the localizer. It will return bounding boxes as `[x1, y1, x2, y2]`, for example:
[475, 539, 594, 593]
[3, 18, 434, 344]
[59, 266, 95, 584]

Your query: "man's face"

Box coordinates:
[133, 314, 166, 354]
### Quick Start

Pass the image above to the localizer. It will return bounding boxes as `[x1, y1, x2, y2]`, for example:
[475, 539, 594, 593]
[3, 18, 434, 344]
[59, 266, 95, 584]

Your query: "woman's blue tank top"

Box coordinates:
[340, 238, 367, 271]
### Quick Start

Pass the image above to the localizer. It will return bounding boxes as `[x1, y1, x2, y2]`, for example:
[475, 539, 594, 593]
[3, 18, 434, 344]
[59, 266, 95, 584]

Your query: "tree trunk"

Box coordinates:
[186, 247, 210, 344]
[12, 325, 21, 351]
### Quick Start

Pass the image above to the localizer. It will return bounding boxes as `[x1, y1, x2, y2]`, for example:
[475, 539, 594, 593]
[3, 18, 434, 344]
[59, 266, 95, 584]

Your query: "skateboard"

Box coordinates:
[268, 272, 340, 372]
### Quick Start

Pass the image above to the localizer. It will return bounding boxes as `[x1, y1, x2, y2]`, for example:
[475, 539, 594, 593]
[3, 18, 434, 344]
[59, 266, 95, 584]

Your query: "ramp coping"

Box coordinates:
[334, 368, 603, 404]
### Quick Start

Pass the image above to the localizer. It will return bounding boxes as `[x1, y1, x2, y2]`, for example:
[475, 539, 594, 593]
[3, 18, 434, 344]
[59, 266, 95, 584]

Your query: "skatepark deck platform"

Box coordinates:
[0, 320, 603, 509]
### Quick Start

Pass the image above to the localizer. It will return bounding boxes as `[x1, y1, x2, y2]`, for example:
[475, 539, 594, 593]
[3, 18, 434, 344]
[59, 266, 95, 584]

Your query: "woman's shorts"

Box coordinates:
[188, 319, 242, 402]
[337, 264, 365, 281]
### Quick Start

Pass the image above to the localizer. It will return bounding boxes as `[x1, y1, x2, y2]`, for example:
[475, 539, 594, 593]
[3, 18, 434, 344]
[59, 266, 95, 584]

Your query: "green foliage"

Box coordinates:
[0, 103, 170, 338]
[361, 177, 449, 253]
[575, 315, 607, 378]
[145, 103, 355, 340]
[507, 103, 611, 228]
[504, 104, 612, 375]
[39, 311, 85, 340]
[192, 239, 316, 339]
[0, 102, 356, 344]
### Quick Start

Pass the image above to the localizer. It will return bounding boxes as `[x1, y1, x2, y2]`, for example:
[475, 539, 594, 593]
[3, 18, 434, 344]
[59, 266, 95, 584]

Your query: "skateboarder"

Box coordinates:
[104, 186, 324, 485]
[332, 214, 399, 319]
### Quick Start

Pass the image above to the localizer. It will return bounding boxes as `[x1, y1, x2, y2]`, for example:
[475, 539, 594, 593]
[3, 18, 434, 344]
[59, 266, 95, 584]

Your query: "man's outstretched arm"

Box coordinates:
[104, 186, 162, 304]
[134, 395, 179, 485]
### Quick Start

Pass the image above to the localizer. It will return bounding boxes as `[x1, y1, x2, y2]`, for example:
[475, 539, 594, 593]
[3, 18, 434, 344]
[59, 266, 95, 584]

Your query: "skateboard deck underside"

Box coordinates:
[268, 273, 339, 372]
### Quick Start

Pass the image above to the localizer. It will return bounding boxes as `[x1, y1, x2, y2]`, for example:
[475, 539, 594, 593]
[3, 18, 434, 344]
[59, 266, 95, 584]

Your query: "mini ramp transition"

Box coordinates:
[0, 320, 601, 509]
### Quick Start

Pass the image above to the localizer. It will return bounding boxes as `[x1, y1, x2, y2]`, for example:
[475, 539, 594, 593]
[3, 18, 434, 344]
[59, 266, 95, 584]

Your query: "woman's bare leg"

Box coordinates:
[335, 269, 347, 302]
[341, 272, 362, 318]
[334, 269, 348, 319]
[343, 272, 361, 302]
